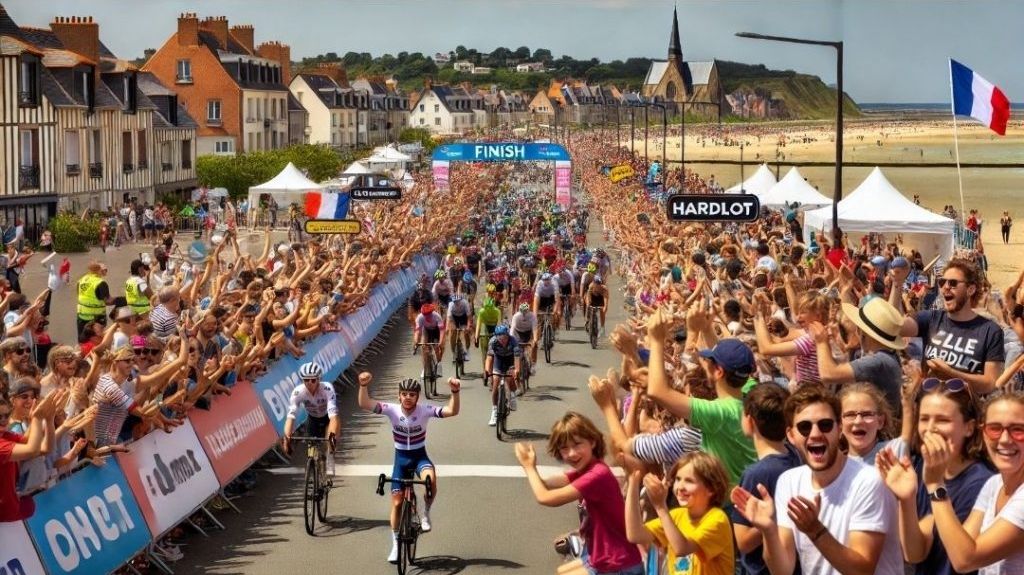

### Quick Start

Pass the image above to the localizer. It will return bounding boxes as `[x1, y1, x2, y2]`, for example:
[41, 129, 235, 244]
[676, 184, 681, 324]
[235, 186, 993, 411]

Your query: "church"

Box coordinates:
[641, 7, 723, 119]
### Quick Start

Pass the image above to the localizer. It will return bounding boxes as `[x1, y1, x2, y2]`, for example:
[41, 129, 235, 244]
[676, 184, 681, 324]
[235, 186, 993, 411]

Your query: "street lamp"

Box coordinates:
[646, 103, 668, 186]
[736, 31, 843, 243]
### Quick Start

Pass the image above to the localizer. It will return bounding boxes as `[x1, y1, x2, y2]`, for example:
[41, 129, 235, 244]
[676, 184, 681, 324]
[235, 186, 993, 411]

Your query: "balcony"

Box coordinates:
[122, 162, 134, 174]
[89, 162, 103, 178]
[161, 162, 172, 172]
[18, 165, 39, 189]
[138, 159, 148, 170]
[66, 164, 80, 176]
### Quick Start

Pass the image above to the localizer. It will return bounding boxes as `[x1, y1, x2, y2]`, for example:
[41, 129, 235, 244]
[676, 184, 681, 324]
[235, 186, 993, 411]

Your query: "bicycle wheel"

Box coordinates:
[589, 311, 599, 349]
[563, 301, 571, 330]
[496, 382, 507, 441]
[520, 357, 530, 394]
[429, 354, 438, 398]
[543, 324, 553, 364]
[397, 499, 415, 574]
[455, 339, 465, 379]
[423, 354, 434, 400]
[316, 453, 329, 522]
[303, 458, 316, 535]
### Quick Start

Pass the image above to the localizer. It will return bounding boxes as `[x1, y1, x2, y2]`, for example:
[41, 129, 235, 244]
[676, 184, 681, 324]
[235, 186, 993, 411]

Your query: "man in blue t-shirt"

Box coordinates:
[729, 383, 803, 575]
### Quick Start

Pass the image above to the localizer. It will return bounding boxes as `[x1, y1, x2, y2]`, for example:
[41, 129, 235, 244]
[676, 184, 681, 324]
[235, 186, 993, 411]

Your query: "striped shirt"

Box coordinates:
[793, 335, 822, 386]
[373, 402, 443, 451]
[150, 304, 178, 341]
[91, 374, 134, 447]
[632, 426, 703, 465]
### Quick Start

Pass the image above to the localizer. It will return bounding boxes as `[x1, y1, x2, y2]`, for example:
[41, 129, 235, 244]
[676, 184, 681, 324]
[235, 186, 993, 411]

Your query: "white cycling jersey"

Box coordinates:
[287, 382, 338, 419]
[534, 279, 557, 297]
[373, 402, 445, 450]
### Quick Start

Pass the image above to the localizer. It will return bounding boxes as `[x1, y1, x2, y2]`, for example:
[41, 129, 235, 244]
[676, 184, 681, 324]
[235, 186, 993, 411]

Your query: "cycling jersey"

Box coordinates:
[287, 382, 338, 420]
[415, 311, 445, 332]
[373, 402, 444, 450]
[447, 299, 472, 318]
[510, 311, 537, 334]
[535, 280, 557, 298]
[432, 279, 453, 298]
[556, 270, 574, 287]
[477, 305, 501, 328]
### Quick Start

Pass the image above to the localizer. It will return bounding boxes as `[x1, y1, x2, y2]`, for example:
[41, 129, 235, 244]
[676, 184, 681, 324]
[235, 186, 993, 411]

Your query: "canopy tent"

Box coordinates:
[342, 161, 372, 175]
[803, 167, 955, 262]
[364, 145, 412, 171]
[726, 164, 777, 197]
[246, 162, 323, 209]
[760, 168, 832, 210]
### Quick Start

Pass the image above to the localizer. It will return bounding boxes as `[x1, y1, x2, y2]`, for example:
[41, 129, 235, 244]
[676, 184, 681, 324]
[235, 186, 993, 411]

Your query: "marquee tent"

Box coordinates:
[247, 162, 323, 208]
[803, 167, 954, 261]
[759, 168, 832, 210]
[365, 145, 412, 171]
[342, 161, 372, 175]
[726, 164, 776, 196]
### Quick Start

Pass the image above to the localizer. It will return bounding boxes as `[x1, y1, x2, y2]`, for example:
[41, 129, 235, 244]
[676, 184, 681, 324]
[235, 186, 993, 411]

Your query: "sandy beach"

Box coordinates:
[629, 120, 1024, 289]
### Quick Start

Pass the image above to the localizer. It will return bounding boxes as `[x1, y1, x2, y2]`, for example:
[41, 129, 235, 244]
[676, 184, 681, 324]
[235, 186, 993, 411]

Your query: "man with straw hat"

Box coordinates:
[807, 297, 906, 413]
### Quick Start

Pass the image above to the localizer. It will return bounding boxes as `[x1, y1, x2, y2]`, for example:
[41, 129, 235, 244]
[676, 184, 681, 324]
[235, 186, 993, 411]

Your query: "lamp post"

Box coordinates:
[736, 31, 843, 243]
[615, 103, 620, 149]
[643, 105, 649, 163]
[630, 105, 636, 155]
[647, 103, 668, 186]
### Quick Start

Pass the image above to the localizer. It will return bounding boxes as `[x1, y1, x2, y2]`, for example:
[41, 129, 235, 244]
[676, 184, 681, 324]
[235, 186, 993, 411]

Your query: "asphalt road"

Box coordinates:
[172, 226, 629, 575]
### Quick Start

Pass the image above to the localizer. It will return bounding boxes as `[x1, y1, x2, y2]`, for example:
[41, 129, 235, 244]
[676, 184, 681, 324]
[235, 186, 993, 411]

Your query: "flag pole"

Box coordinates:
[948, 58, 967, 224]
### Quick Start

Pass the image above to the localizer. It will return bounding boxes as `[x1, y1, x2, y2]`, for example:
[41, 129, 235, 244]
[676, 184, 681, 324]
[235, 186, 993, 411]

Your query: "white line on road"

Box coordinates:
[265, 464, 626, 478]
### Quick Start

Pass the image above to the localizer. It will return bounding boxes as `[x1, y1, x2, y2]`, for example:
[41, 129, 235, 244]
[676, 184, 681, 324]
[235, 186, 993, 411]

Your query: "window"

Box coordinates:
[248, 133, 254, 151]
[88, 129, 102, 177]
[207, 100, 221, 124]
[256, 132, 262, 150]
[247, 97, 253, 120]
[435, 117, 441, 126]
[160, 142, 172, 171]
[181, 139, 192, 169]
[65, 131, 81, 175]
[434, 104, 440, 113]
[348, 112, 353, 127]
[419, 117, 424, 126]
[122, 131, 133, 172]
[176, 59, 192, 82]
[18, 57, 39, 106]
[271, 99, 277, 119]
[18, 129, 39, 188]
[137, 130, 147, 169]
[73, 68, 93, 110]
[332, 112, 338, 127]
[419, 104, 424, 113]
[215, 140, 233, 153]
[122, 74, 137, 113]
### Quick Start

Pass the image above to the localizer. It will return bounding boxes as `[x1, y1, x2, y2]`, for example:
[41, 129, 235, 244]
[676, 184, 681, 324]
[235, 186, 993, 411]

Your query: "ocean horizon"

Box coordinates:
[860, 102, 1024, 112]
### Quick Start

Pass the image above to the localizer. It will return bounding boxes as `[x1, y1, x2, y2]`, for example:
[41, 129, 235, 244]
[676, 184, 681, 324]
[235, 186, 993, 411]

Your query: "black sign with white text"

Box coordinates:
[351, 187, 402, 200]
[666, 194, 761, 222]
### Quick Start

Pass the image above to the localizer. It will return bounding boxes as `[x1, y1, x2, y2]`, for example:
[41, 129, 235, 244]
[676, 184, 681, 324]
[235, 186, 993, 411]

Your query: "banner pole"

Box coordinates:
[949, 58, 967, 224]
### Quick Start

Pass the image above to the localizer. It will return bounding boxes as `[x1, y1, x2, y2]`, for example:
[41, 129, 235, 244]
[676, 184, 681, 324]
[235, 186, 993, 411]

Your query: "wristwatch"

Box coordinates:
[928, 485, 949, 502]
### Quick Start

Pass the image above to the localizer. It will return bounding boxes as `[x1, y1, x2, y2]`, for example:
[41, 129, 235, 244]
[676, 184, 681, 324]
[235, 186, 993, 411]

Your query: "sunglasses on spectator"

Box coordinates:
[841, 410, 878, 422]
[10, 348, 29, 355]
[937, 278, 963, 289]
[135, 348, 162, 356]
[795, 418, 836, 437]
[921, 377, 970, 397]
[982, 422, 1024, 442]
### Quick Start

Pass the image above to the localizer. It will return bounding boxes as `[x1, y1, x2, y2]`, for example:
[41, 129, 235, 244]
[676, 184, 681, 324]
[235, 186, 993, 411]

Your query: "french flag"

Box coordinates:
[951, 59, 1010, 135]
[304, 192, 350, 219]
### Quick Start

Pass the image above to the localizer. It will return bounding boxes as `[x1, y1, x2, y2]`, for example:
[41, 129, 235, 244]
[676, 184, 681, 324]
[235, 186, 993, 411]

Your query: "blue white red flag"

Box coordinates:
[304, 192, 350, 219]
[951, 59, 1010, 135]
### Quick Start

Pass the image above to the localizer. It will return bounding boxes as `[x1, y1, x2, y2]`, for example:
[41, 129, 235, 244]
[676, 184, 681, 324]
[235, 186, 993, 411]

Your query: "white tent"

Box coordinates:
[803, 167, 954, 261]
[726, 164, 776, 196]
[342, 161, 372, 175]
[246, 162, 323, 209]
[365, 145, 412, 171]
[760, 168, 832, 210]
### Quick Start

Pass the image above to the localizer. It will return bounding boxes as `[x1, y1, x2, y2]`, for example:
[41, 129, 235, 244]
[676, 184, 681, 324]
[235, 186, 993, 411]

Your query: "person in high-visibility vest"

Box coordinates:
[124, 259, 153, 318]
[77, 261, 112, 334]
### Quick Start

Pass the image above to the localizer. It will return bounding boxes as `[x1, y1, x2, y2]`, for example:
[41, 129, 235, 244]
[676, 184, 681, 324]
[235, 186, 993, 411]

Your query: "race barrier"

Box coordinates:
[4, 253, 440, 574]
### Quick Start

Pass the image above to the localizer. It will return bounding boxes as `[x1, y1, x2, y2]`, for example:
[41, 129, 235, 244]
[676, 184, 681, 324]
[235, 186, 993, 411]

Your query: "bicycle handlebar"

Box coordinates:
[376, 473, 434, 499]
[287, 435, 334, 443]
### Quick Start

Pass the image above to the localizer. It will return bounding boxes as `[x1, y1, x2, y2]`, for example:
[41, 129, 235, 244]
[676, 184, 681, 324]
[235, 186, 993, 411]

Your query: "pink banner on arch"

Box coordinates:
[555, 161, 572, 207]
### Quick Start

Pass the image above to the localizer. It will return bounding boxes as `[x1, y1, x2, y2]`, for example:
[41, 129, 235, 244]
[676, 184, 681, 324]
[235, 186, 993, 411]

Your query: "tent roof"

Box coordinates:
[726, 164, 776, 196]
[250, 162, 323, 192]
[760, 167, 832, 210]
[369, 145, 412, 162]
[342, 161, 372, 175]
[803, 167, 954, 234]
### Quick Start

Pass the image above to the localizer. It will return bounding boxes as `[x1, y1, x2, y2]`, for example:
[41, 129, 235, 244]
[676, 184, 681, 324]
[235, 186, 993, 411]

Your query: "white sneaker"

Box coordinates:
[509, 393, 518, 411]
[488, 408, 497, 426]
[388, 538, 398, 563]
[420, 511, 432, 533]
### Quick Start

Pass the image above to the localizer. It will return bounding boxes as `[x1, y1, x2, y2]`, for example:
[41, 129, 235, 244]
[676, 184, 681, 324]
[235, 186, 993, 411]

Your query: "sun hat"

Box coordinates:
[841, 297, 907, 350]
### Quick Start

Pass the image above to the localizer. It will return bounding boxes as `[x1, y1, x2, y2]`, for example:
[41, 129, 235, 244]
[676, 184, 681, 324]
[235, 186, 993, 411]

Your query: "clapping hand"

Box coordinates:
[588, 374, 616, 408]
[876, 447, 918, 501]
[514, 442, 536, 468]
[642, 473, 670, 511]
[920, 431, 954, 489]
[787, 494, 824, 538]
[731, 484, 777, 531]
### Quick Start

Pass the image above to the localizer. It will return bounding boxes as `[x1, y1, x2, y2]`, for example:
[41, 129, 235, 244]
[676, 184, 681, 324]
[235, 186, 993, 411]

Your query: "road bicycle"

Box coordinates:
[376, 473, 433, 575]
[452, 327, 468, 379]
[538, 311, 555, 364]
[562, 293, 574, 331]
[585, 306, 600, 349]
[292, 435, 334, 535]
[488, 371, 514, 441]
[415, 342, 442, 398]
[518, 346, 531, 395]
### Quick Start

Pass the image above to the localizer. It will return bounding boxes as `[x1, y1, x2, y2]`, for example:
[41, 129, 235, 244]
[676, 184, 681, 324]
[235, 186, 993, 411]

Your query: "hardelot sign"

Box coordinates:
[666, 194, 761, 222]
[351, 187, 402, 200]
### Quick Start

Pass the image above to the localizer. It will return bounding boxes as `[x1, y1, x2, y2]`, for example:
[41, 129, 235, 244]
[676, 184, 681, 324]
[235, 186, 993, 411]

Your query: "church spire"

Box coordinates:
[668, 5, 682, 61]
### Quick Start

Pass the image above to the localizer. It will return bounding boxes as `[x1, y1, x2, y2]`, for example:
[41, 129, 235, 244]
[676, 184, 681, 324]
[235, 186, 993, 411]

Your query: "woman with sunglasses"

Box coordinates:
[876, 377, 993, 575]
[926, 390, 1024, 573]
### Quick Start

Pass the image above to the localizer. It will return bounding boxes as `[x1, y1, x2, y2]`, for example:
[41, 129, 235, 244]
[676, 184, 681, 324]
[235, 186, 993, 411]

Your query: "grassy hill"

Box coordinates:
[718, 60, 861, 120]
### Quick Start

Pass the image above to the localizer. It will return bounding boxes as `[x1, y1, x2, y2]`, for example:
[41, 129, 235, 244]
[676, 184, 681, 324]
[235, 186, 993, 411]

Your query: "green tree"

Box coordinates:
[513, 46, 531, 60]
[532, 48, 552, 63]
[197, 145, 343, 199]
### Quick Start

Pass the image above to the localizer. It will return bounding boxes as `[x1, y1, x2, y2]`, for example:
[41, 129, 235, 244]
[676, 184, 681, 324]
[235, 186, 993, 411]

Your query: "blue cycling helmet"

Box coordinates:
[541, 272, 553, 281]
[494, 325, 510, 336]
[463, 271, 474, 283]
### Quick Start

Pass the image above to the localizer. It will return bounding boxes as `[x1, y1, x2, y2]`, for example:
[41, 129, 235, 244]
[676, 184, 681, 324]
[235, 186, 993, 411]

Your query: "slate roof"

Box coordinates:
[199, 31, 285, 91]
[138, 71, 197, 128]
[0, 4, 22, 38]
[644, 59, 714, 87]
[287, 92, 305, 113]
[39, 65, 75, 106]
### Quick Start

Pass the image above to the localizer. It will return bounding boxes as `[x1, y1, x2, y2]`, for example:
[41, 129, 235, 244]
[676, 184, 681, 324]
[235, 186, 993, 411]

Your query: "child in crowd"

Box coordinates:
[838, 383, 894, 465]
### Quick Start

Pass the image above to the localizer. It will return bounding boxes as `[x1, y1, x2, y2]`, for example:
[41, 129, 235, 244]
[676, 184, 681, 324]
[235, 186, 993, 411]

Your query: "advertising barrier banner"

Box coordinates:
[25, 460, 150, 575]
[555, 161, 572, 207]
[0, 521, 46, 575]
[115, 420, 220, 537]
[188, 384, 279, 486]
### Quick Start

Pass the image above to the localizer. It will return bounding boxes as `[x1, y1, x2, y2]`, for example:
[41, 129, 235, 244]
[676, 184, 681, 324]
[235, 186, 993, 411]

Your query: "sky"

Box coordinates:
[4, 0, 1022, 103]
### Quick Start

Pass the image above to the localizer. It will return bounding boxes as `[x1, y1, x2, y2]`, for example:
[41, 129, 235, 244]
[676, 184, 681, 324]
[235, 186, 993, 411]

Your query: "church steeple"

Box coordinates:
[668, 5, 682, 62]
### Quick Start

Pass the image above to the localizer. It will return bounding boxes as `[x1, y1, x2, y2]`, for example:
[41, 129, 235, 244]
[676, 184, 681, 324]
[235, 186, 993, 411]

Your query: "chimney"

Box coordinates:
[50, 16, 100, 65]
[230, 24, 254, 54]
[176, 12, 198, 46]
[313, 62, 347, 88]
[199, 16, 229, 50]
[257, 41, 291, 85]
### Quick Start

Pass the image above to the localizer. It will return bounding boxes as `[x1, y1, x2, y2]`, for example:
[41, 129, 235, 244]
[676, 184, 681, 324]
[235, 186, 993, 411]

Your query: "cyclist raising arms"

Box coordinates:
[485, 325, 522, 426]
[281, 362, 340, 455]
[584, 275, 610, 337]
[358, 373, 460, 562]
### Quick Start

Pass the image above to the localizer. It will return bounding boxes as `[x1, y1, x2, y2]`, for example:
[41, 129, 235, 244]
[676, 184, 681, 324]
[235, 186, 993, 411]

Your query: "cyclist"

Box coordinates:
[414, 303, 445, 381]
[431, 269, 454, 313]
[510, 302, 538, 372]
[446, 294, 473, 363]
[593, 247, 612, 279]
[357, 373, 460, 562]
[583, 274, 610, 337]
[533, 271, 561, 329]
[484, 325, 521, 426]
[474, 297, 502, 374]
[555, 265, 576, 319]
[407, 275, 434, 327]
[281, 362, 339, 455]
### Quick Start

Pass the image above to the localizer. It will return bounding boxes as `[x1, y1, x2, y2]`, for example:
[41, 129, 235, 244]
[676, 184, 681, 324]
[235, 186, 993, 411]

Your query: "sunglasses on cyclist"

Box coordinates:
[795, 418, 836, 437]
[982, 422, 1024, 442]
[937, 278, 963, 289]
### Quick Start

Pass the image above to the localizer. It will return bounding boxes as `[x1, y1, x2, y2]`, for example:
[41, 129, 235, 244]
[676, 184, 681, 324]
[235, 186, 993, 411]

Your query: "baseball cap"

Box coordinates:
[698, 339, 755, 376]
[870, 255, 888, 267]
[890, 256, 909, 269]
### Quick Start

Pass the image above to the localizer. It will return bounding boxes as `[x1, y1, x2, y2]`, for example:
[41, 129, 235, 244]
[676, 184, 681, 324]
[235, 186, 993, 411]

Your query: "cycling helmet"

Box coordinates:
[420, 304, 435, 315]
[594, 275, 604, 284]
[541, 272, 553, 281]
[494, 325, 510, 336]
[486, 284, 496, 293]
[462, 271, 474, 283]
[447, 246, 457, 255]
[434, 269, 446, 279]
[587, 263, 597, 273]
[299, 361, 323, 380]
[454, 257, 463, 265]
[398, 378, 421, 393]
[519, 303, 531, 313]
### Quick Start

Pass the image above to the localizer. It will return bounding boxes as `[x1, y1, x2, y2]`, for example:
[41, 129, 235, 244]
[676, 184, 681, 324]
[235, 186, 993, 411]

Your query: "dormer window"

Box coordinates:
[240, 61, 248, 82]
[122, 73, 137, 114]
[18, 56, 40, 107]
[73, 67, 94, 112]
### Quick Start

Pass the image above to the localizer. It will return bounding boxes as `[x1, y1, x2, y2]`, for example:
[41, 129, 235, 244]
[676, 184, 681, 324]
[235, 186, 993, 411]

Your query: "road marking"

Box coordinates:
[265, 464, 625, 478]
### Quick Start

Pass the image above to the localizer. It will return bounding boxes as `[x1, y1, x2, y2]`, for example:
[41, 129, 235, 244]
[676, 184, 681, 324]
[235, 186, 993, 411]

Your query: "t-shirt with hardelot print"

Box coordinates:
[915, 310, 1004, 374]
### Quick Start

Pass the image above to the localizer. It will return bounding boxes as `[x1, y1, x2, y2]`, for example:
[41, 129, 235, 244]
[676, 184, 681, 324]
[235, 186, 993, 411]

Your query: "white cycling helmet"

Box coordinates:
[299, 361, 323, 380]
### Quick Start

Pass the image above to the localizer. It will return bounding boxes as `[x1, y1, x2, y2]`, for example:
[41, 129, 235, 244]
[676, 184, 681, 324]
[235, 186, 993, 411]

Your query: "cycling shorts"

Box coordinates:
[424, 327, 441, 344]
[538, 295, 556, 313]
[391, 447, 433, 493]
[304, 414, 330, 439]
[559, 284, 572, 297]
[450, 314, 469, 329]
[516, 330, 533, 344]
[437, 293, 452, 308]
